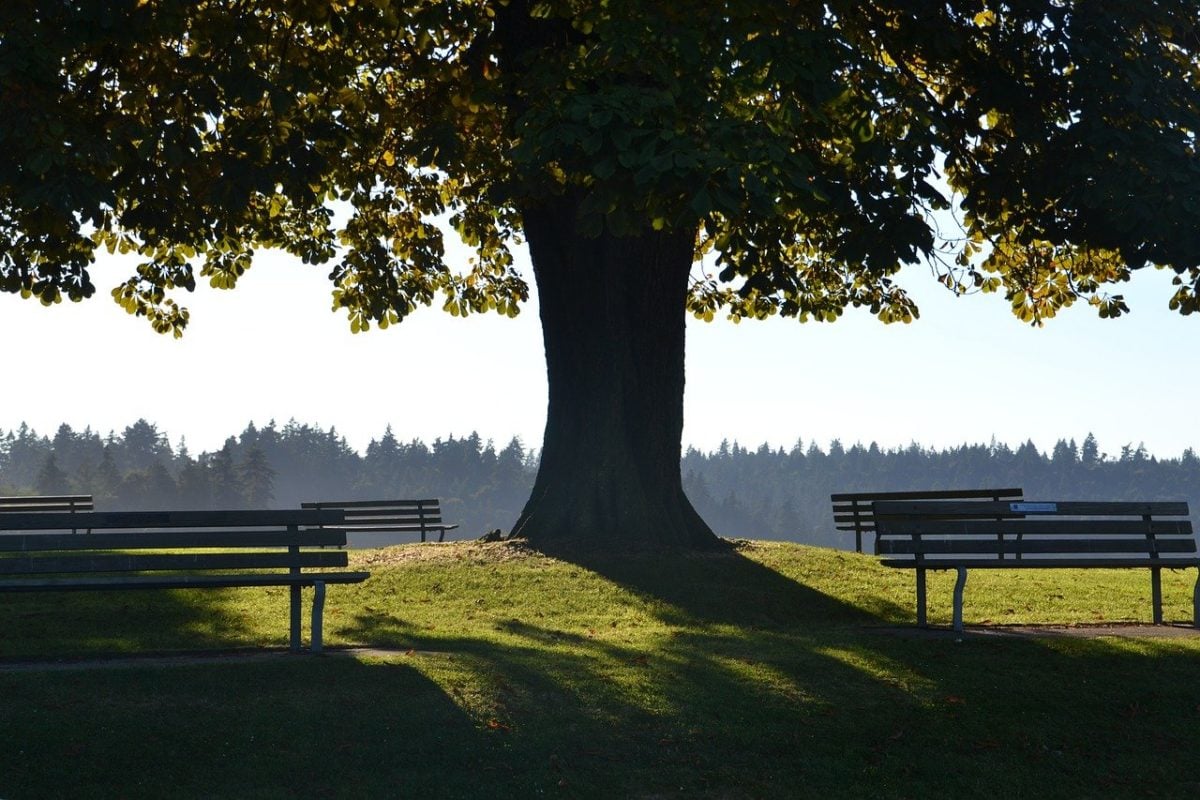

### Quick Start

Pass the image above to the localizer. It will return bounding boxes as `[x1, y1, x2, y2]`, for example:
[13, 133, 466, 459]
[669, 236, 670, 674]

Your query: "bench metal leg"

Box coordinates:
[915, 568, 927, 627]
[1193, 571, 1199, 630]
[289, 584, 302, 653]
[1151, 567, 1163, 625]
[952, 567, 968, 633]
[311, 581, 327, 654]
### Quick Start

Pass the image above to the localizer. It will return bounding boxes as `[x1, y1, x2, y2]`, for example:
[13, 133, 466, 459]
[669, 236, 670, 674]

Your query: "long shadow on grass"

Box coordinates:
[0, 657, 525, 798]
[544, 545, 891, 630]
[338, 547, 1200, 798]
[0, 585, 309, 660]
[340, 607, 1200, 798]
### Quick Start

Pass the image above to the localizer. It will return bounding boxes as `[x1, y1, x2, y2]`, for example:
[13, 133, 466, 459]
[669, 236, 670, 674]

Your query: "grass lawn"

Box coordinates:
[1, 540, 1199, 798]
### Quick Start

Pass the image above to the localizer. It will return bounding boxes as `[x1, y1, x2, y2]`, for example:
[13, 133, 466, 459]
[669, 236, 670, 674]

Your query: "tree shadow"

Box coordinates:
[335, 543, 1200, 797]
[539, 542, 901, 629]
[337, 605, 1200, 798]
[0, 585, 319, 660]
[0, 657, 524, 798]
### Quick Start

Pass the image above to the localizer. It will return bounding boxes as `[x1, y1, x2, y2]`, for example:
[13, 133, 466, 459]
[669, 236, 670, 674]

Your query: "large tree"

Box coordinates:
[2, 1, 1198, 551]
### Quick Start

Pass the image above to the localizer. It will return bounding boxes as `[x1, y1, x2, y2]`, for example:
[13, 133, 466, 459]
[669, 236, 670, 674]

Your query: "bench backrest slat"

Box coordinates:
[0, 550, 349, 576]
[873, 500, 1190, 518]
[0, 529, 348, 552]
[0, 495, 94, 513]
[302, 501, 443, 524]
[301, 499, 454, 541]
[0, 509, 343, 532]
[831, 487, 1023, 503]
[302, 499, 441, 511]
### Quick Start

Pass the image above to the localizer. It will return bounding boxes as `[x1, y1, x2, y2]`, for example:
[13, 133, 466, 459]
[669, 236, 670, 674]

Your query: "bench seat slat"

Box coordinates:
[0, 571, 371, 593]
[879, 520, 1193, 537]
[0, 551, 349, 576]
[880, 558, 1199, 570]
[341, 524, 455, 533]
[340, 518, 446, 526]
[337, 515, 444, 522]
[879, 538, 1197, 556]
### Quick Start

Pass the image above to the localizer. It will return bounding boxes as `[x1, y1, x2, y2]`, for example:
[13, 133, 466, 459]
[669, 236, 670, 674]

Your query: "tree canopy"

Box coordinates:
[4, 1, 1197, 329]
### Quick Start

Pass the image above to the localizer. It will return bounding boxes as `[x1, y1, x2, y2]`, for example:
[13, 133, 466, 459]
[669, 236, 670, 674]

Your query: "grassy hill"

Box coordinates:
[2, 541, 1198, 798]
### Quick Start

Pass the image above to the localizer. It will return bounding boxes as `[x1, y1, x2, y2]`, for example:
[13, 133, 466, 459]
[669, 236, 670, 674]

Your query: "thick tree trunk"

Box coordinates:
[510, 197, 722, 553]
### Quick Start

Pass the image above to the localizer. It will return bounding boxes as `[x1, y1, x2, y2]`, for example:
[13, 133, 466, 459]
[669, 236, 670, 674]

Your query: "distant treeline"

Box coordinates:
[2, 421, 1197, 548]
[0, 420, 533, 540]
[683, 436, 1200, 548]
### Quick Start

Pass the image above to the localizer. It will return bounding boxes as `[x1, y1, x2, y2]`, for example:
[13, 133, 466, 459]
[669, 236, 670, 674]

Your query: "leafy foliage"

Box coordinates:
[2, 1, 1197, 332]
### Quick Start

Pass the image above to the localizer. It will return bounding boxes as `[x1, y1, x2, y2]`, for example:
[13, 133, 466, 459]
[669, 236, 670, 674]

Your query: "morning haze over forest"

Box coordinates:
[4, 418, 1197, 548]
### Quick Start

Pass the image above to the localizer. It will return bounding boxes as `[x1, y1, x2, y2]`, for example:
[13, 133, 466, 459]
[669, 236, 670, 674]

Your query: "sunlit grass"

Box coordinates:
[2, 540, 1198, 798]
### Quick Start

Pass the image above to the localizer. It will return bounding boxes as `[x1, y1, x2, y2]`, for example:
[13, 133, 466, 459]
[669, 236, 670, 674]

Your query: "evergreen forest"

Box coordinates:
[2, 420, 1197, 548]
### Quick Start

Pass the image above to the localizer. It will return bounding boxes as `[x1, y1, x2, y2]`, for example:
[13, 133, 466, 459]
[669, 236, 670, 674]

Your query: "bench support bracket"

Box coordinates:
[953, 567, 968, 633]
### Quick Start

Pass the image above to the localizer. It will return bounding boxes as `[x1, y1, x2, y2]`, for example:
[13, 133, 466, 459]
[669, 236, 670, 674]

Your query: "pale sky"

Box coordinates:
[2, 240, 1197, 460]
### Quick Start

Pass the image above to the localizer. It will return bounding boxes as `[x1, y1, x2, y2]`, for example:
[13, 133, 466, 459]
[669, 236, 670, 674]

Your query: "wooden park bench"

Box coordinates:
[1, 494, 95, 533]
[301, 498, 459, 543]
[831, 488, 1022, 552]
[873, 499, 1198, 633]
[0, 494, 94, 513]
[0, 509, 369, 653]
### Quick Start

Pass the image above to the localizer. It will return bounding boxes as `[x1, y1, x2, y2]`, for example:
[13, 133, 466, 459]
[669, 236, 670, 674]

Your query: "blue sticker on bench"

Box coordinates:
[1010, 502, 1058, 513]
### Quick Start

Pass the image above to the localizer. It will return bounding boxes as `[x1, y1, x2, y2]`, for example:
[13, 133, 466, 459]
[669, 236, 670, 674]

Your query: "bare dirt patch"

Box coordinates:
[349, 539, 550, 568]
[349, 537, 760, 569]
